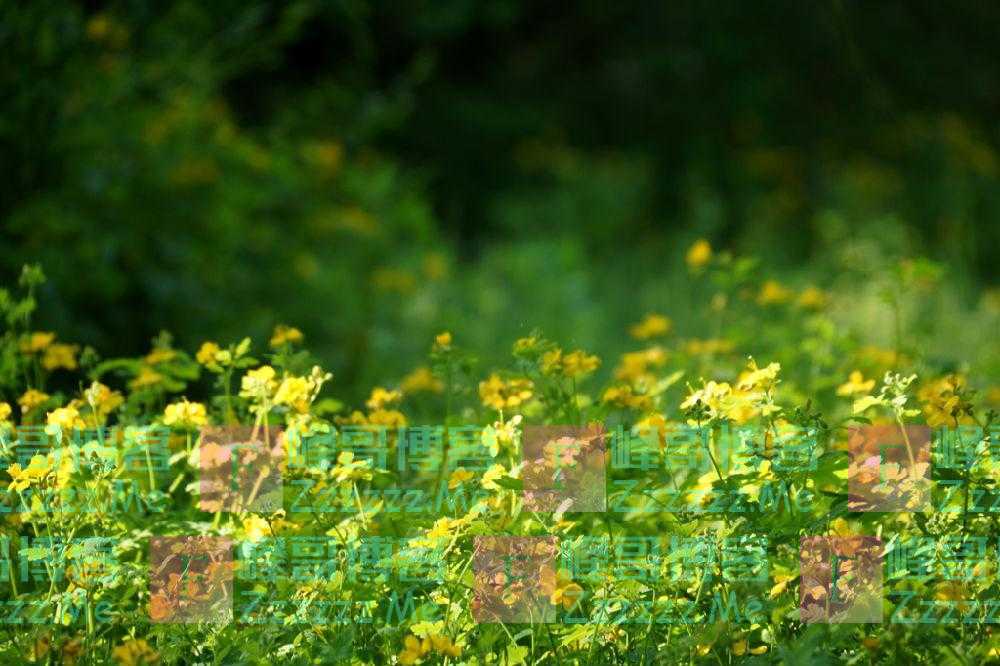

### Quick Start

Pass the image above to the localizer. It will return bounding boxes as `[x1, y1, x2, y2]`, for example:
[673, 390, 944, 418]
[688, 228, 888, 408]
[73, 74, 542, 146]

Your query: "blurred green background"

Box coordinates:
[2, 1, 998, 402]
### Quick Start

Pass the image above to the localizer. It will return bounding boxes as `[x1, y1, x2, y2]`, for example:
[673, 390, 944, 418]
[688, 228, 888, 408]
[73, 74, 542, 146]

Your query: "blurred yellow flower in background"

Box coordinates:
[797, 286, 828, 309]
[399, 634, 460, 665]
[84, 382, 125, 423]
[330, 451, 373, 483]
[130, 367, 165, 390]
[479, 374, 533, 410]
[686, 239, 712, 270]
[602, 384, 653, 411]
[682, 339, 734, 355]
[270, 324, 304, 347]
[144, 348, 176, 365]
[400, 366, 444, 394]
[366, 409, 407, 427]
[19, 389, 50, 415]
[196, 341, 221, 365]
[111, 638, 159, 666]
[434, 331, 452, 349]
[629, 313, 672, 339]
[757, 279, 793, 305]
[561, 350, 600, 378]
[20, 331, 55, 354]
[918, 374, 973, 427]
[614, 346, 667, 385]
[42, 343, 79, 370]
[366, 386, 402, 410]
[541, 349, 600, 379]
[837, 371, 876, 397]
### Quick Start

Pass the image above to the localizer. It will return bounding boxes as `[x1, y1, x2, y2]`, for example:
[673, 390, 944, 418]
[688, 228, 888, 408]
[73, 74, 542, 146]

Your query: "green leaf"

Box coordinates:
[492, 476, 523, 492]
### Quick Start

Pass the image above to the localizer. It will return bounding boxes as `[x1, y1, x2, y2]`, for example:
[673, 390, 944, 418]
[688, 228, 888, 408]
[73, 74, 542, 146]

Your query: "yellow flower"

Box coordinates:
[129, 366, 165, 390]
[163, 400, 208, 429]
[18, 389, 50, 415]
[42, 343, 79, 370]
[400, 366, 444, 394]
[757, 279, 792, 305]
[274, 377, 312, 412]
[837, 371, 876, 397]
[20, 332, 55, 354]
[196, 341, 221, 365]
[366, 386, 402, 410]
[448, 467, 475, 489]
[513, 336, 540, 354]
[434, 331, 452, 349]
[240, 365, 277, 400]
[769, 573, 795, 599]
[680, 381, 733, 418]
[111, 638, 160, 666]
[934, 581, 965, 602]
[797, 286, 828, 310]
[144, 348, 176, 365]
[686, 239, 712, 270]
[857, 345, 898, 369]
[917, 374, 973, 427]
[7, 455, 51, 492]
[330, 451, 373, 482]
[84, 382, 124, 422]
[270, 324, 304, 348]
[484, 414, 522, 457]
[241, 514, 272, 541]
[681, 361, 781, 424]
[614, 346, 668, 384]
[682, 338, 734, 355]
[0, 402, 11, 428]
[602, 385, 653, 411]
[629, 314, 672, 340]
[428, 635, 461, 658]
[46, 406, 85, 431]
[366, 409, 407, 427]
[547, 569, 583, 609]
[736, 358, 781, 392]
[540, 348, 600, 379]
[53, 454, 75, 489]
[398, 635, 430, 665]
[561, 350, 601, 379]
[481, 463, 509, 490]
[273, 366, 331, 414]
[427, 517, 456, 539]
[479, 374, 533, 410]
[541, 349, 563, 375]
